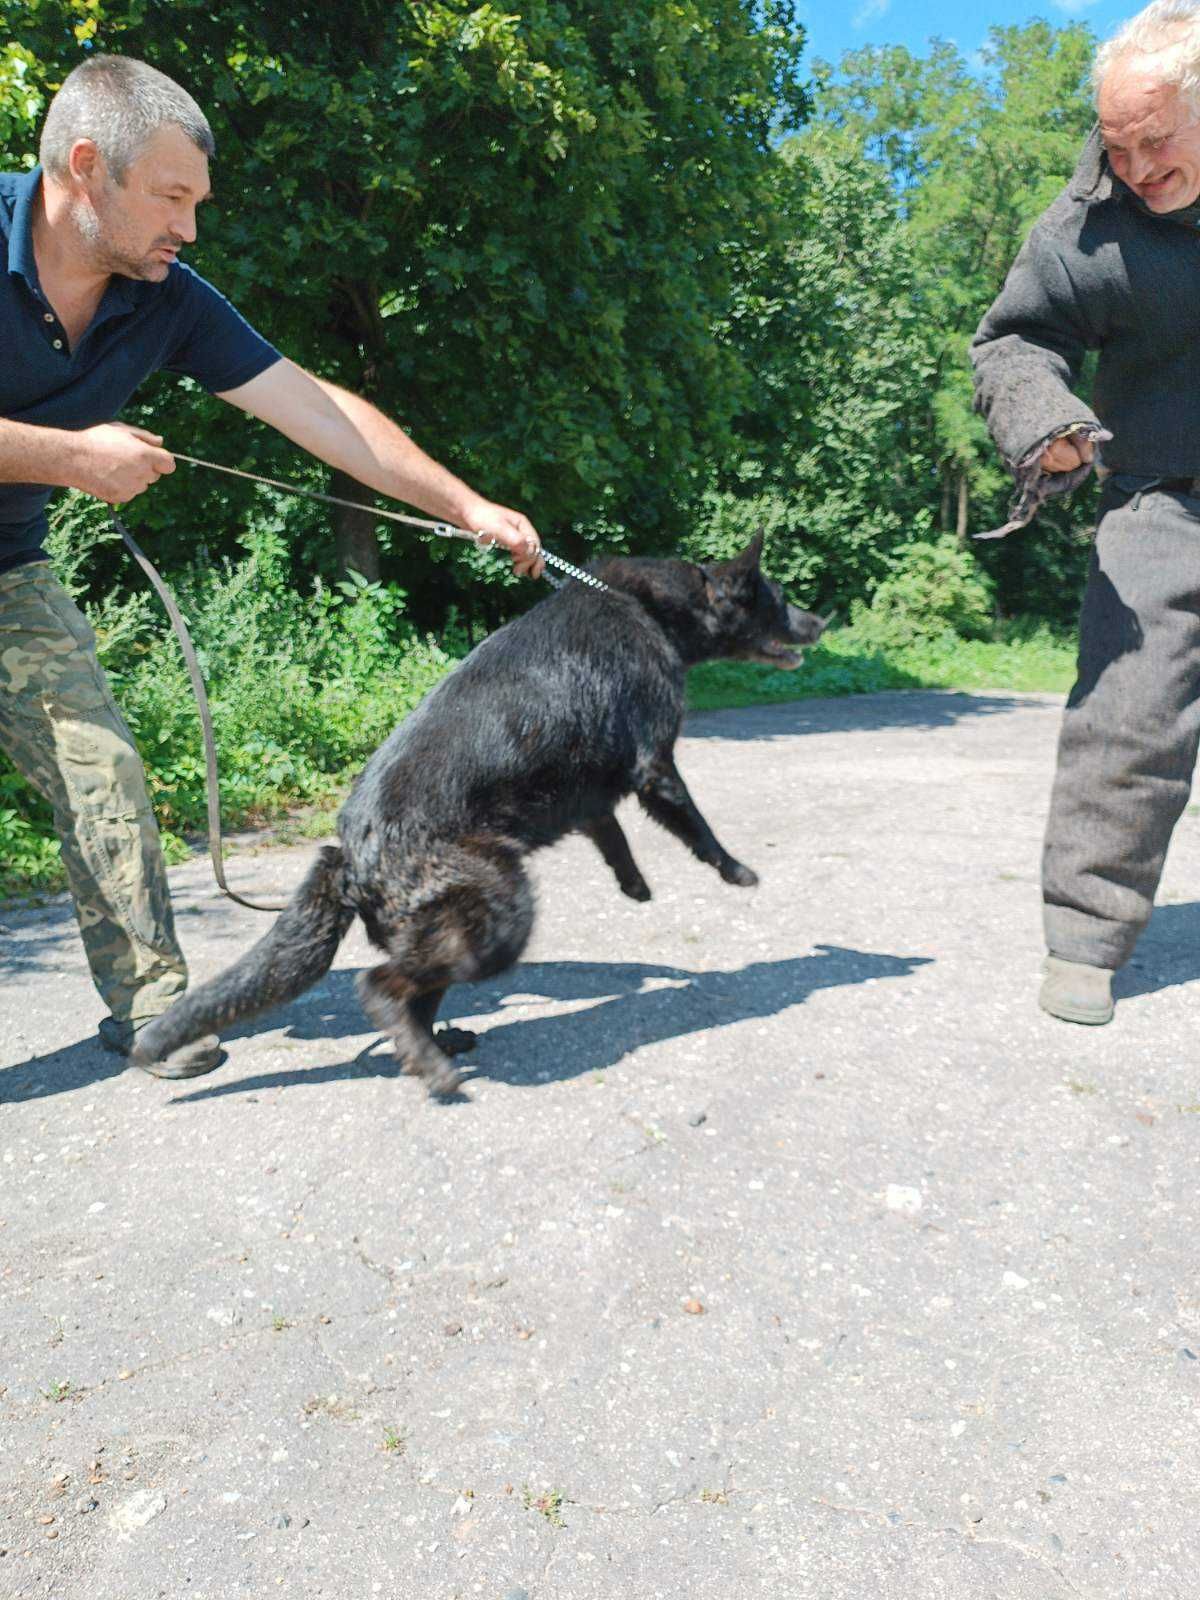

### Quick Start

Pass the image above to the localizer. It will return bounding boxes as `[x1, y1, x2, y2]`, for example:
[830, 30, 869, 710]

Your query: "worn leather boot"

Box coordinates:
[1038, 956, 1115, 1026]
[98, 1016, 222, 1078]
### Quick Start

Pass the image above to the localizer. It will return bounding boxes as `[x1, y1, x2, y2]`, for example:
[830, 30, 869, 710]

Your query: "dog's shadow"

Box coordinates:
[173, 944, 932, 1102]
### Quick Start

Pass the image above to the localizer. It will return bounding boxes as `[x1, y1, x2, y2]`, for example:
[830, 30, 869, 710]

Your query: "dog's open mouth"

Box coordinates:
[753, 642, 804, 670]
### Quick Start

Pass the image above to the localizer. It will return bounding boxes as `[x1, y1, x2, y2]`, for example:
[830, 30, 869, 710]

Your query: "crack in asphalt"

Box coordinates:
[810, 1498, 1088, 1593]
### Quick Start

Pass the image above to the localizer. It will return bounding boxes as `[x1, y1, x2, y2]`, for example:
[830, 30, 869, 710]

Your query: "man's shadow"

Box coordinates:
[1113, 900, 1200, 999]
[172, 943, 932, 1103]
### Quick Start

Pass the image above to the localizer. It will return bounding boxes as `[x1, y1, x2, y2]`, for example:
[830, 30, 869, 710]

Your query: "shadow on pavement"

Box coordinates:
[8, 901, 1199, 1107]
[0, 1038, 125, 1103]
[0, 897, 85, 981]
[170, 943, 932, 1104]
[1115, 900, 1200, 1000]
[683, 691, 1056, 741]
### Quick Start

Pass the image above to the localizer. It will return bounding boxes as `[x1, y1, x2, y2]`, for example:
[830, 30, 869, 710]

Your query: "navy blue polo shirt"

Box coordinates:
[0, 167, 281, 573]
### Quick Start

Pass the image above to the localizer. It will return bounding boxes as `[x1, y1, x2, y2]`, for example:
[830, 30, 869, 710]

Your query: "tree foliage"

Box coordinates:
[0, 7, 1112, 628]
[794, 22, 1100, 619]
[3, 0, 807, 606]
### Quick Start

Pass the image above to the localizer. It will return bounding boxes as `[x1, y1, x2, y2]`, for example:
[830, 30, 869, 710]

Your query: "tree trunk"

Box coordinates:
[955, 472, 969, 542]
[940, 472, 953, 533]
[326, 265, 389, 583]
[330, 468, 381, 582]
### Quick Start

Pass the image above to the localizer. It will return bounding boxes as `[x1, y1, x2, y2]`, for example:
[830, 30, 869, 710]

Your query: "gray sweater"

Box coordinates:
[971, 128, 1200, 534]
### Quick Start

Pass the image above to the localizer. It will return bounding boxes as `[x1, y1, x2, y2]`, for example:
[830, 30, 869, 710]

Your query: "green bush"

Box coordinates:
[851, 535, 995, 647]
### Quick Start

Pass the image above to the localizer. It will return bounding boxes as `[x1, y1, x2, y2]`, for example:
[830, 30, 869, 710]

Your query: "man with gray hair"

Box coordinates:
[0, 55, 544, 1077]
[972, 1, 1200, 1026]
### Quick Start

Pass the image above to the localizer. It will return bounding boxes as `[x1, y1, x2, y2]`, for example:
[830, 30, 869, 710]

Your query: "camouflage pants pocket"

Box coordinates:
[0, 561, 187, 1022]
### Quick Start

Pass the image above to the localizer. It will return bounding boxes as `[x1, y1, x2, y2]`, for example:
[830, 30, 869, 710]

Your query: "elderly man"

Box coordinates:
[972, 0, 1200, 1025]
[0, 55, 544, 1077]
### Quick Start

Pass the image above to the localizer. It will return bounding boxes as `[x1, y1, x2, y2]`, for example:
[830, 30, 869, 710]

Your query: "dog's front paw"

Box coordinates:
[721, 860, 759, 888]
[620, 876, 652, 902]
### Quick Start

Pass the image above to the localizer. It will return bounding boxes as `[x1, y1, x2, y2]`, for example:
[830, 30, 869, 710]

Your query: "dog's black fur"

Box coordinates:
[132, 535, 826, 1092]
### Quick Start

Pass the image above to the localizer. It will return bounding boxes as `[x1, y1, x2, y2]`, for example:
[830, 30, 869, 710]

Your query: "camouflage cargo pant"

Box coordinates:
[0, 559, 188, 1023]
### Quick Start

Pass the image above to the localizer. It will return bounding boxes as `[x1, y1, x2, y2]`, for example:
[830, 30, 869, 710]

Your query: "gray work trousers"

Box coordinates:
[1044, 481, 1200, 969]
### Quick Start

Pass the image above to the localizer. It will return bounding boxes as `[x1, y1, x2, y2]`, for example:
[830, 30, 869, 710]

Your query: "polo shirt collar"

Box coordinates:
[8, 165, 44, 295]
[7, 164, 143, 320]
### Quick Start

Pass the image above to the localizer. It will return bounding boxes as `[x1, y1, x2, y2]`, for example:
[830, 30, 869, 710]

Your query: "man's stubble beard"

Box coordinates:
[68, 192, 164, 282]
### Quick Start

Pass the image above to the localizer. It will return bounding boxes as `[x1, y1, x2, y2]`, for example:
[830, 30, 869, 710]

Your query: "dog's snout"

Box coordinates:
[787, 603, 830, 644]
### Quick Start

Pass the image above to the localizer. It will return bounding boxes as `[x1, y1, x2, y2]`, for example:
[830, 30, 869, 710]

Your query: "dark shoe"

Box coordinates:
[98, 1016, 222, 1079]
[1039, 957, 1115, 1026]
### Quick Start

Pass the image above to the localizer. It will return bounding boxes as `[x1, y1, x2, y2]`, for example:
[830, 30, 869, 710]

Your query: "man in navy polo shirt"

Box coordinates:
[0, 54, 544, 1079]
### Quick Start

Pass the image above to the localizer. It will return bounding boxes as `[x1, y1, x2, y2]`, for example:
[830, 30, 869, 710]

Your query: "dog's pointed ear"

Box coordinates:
[733, 532, 765, 571]
[704, 533, 765, 600]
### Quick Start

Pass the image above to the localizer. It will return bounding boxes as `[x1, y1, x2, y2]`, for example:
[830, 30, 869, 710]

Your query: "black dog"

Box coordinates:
[133, 535, 827, 1092]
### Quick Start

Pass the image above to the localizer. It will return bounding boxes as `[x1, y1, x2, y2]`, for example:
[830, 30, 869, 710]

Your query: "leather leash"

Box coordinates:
[112, 508, 288, 911]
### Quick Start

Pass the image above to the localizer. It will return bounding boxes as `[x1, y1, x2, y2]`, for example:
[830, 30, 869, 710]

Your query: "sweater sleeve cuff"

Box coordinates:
[974, 421, 1113, 540]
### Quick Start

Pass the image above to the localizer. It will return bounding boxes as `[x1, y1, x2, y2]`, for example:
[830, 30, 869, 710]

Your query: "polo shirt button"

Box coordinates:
[52, 338, 63, 349]
[43, 312, 54, 323]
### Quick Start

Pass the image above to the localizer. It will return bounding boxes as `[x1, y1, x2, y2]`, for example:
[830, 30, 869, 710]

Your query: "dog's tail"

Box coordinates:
[131, 845, 356, 1065]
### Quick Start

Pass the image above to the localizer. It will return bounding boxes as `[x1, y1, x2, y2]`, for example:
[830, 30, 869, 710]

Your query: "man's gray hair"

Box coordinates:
[1093, 1, 1200, 113]
[39, 54, 214, 183]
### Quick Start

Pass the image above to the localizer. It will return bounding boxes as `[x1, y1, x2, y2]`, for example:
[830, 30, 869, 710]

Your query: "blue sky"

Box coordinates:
[798, 0, 1134, 70]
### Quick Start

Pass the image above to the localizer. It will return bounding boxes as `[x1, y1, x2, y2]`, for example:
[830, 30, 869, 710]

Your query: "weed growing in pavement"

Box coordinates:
[523, 1485, 566, 1528]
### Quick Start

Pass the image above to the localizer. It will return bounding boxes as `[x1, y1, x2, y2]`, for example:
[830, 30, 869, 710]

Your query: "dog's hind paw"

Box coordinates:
[426, 1060, 467, 1099]
[620, 877, 652, 902]
[435, 1025, 478, 1057]
[398, 1042, 467, 1098]
[720, 860, 759, 888]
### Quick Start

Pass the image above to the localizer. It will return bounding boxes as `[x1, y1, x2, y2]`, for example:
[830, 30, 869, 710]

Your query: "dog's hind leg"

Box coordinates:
[579, 815, 651, 901]
[357, 842, 534, 1095]
[359, 965, 461, 1094]
[637, 760, 758, 887]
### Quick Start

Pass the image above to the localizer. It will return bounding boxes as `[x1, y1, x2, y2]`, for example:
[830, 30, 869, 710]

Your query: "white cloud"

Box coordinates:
[853, 0, 891, 28]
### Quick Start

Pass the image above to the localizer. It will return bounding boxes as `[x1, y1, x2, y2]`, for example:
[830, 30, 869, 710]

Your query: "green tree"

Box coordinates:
[5, 0, 807, 613]
[808, 22, 1099, 619]
[686, 125, 937, 611]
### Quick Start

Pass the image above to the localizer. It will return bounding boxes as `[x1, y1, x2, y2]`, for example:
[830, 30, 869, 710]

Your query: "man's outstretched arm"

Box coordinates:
[217, 358, 544, 578]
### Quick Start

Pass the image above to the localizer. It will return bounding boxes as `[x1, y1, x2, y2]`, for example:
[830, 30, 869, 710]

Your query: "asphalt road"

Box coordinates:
[3, 690, 1200, 1599]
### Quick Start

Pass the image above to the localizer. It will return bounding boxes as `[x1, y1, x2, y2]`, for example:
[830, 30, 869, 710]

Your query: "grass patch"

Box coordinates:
[686, 620, 1076, 711]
